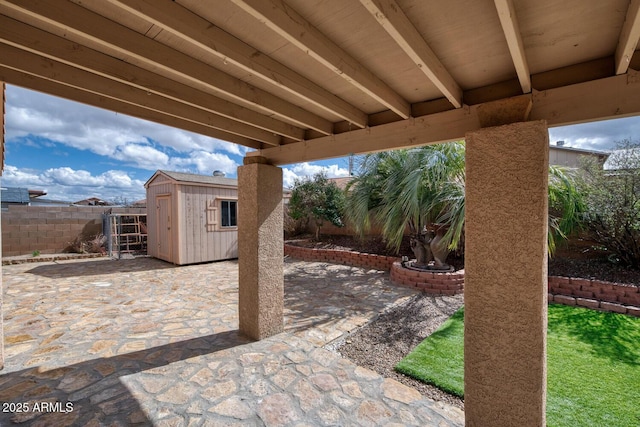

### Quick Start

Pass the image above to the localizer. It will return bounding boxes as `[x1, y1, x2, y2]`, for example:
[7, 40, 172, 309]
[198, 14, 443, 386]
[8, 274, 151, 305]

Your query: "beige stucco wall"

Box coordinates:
[238, 162, 284, 340]
[0, 197, 3, 370]
[464, 121, 549, 426]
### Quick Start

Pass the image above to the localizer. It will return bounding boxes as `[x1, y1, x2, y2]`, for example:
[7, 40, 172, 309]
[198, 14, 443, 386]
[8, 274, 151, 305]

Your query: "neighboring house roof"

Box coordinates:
[328, 176, 354, 190]
[29, 189, 47, 198]
[145, 170, 238, 188]
[29, 198, 73, 206]
[549, 145, 609, 157]
[1, 187, 31, 204]
[603, 148, 640, 170]
[548, 144, 610, 168]
[74, 197, 110, 206]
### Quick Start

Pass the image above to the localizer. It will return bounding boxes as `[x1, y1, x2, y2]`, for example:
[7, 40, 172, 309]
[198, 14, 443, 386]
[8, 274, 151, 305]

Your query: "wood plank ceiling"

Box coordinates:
[1, 0, 640, 165]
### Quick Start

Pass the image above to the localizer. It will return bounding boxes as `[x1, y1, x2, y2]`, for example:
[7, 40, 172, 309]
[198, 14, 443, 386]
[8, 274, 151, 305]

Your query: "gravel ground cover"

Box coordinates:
[303, 234, 640, 410]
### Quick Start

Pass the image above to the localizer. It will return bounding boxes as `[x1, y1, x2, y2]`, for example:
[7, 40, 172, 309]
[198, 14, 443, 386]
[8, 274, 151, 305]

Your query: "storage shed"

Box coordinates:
[145, 170, 238, 265]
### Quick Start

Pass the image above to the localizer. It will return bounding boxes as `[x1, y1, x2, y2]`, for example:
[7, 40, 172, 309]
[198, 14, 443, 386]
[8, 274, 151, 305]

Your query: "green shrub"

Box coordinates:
[578, 139, 640, 267]
[288, 172, 345, 240]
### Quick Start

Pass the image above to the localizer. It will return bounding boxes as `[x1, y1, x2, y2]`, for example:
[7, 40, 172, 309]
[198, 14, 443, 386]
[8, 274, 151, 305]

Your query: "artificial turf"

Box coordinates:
[395, 304, 640, 427]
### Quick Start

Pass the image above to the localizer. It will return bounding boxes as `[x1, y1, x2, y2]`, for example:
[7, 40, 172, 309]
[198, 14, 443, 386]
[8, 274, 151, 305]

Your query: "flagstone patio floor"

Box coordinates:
[1, 256, 464, 426]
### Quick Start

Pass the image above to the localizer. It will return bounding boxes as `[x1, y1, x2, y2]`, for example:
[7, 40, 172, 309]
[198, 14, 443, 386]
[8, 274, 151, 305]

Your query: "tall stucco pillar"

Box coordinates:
[1, 81, 5, 370]
[0, 190, 3, 371]
[238, 159, 284, 340]
[464, 120, 549, 426]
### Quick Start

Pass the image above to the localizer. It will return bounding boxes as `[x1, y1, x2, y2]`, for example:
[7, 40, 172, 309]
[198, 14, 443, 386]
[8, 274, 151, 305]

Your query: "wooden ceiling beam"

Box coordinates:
[0, 0, 333, 135]
[615, 0, 640, 75]
[358, 0, 462, 108]
[0, 67, 262, 149]
[494, 0, 531, 93]
[0, 15, 303, 141]
[531, 69, 640, 126]
[0, 43, 282, 146]
[230, 0, 411, 119]
[532, 57, 614, 91]
[250, 72, 640, 165]
[109, 0, 368, 129]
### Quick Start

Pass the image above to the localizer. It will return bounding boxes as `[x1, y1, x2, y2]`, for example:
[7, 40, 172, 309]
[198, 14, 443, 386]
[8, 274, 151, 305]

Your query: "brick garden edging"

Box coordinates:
[284, 242, 397, 271]
[284, 242, 640, 317]
[548, 276, 640, 317]
[390, 261, 464, 295]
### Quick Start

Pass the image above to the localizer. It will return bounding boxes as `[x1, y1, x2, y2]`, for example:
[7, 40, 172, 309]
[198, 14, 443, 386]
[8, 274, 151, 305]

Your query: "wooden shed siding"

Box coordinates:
[176, 184, 238, 264]
[146, 171, 239, 265]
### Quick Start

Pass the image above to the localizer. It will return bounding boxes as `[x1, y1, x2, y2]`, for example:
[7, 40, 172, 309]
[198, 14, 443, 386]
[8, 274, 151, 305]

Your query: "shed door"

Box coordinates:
[156, 195, 172, 262]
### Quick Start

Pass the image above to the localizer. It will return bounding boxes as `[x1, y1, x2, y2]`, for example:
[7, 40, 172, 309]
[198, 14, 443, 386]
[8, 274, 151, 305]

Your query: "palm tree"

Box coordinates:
[548, 165, 586, 256]
[346, 142, 465, 267]
[346, 142, 583, 265]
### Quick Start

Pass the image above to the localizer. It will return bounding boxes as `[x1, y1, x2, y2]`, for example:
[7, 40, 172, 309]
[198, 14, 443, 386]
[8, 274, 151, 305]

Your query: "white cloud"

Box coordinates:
[189, 151, 238, 176]
[1, 165, 146, 203]
[0, 165, 41, 187]
[113, 143, 170, 170]
[549, 116, 640, 151]
[169, 151, 239, 176]
[2, 85, 252, 200]
[282, 162, 350, 188]
[5, 85, 246, 162]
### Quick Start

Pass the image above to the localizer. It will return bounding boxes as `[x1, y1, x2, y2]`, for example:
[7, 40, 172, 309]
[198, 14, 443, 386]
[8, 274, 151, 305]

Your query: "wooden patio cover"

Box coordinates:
[2, 2, 640, 425]
[0, 0, 639, 164]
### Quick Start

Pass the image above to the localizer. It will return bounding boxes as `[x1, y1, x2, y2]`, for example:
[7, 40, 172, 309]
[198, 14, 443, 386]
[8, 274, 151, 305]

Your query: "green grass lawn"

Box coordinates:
[395, 304, 640, 427]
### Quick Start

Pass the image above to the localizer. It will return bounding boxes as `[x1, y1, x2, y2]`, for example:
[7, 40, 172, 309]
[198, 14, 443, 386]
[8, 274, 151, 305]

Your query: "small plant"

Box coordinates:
[66, 233, 106, 254]
[288, 172, 346, 240]
[31, 250, 40, 257]
[283, 205, 309, 238]
[578, 139, 640, 267]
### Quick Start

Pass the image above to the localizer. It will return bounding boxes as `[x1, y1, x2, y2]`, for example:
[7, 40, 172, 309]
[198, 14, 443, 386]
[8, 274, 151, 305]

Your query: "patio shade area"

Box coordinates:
[2, 1, 640, 425]
[0, 257, 463, 426]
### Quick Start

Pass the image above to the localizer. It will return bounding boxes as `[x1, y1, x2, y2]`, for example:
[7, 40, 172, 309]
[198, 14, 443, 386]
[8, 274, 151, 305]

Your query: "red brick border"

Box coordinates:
[389, 261, 464, 295]
[284, 242, 639, 316]
[547, 275, 640, 316]
[284, 242, 397, 271]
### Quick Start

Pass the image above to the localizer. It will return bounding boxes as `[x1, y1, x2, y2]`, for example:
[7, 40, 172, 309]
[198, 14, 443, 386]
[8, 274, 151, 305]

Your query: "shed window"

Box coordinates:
[221, 200, 237, 227]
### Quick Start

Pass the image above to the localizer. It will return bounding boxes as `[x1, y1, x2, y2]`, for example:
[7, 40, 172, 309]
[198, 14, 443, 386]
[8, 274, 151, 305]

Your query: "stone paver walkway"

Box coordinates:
[1, 256, 464, 426]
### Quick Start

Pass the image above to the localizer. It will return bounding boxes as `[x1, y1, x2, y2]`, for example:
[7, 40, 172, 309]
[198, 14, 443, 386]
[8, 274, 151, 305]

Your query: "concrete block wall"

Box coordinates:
[1, 206, 146, 256]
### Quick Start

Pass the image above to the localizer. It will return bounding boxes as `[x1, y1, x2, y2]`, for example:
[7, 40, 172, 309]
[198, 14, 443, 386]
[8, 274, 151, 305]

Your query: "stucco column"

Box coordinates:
[238, 158, 284, 340]
[1, 82, 5, 370]
[0, 192, 3, 371]
[464, 120, 548, 426]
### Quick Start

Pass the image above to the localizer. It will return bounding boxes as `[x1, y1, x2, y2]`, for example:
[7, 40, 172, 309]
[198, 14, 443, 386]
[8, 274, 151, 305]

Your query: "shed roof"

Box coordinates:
[145, 170, 238, 188]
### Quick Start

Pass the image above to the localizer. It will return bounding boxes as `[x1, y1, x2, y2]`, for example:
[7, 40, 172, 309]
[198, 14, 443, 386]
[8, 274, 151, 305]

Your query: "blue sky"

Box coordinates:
[3, 84, 640, 203]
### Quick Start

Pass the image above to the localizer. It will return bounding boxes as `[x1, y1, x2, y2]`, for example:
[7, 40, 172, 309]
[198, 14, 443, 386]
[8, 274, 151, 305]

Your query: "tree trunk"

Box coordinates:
[410, 234, 431, 267]
[430, 223, 451, 269]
